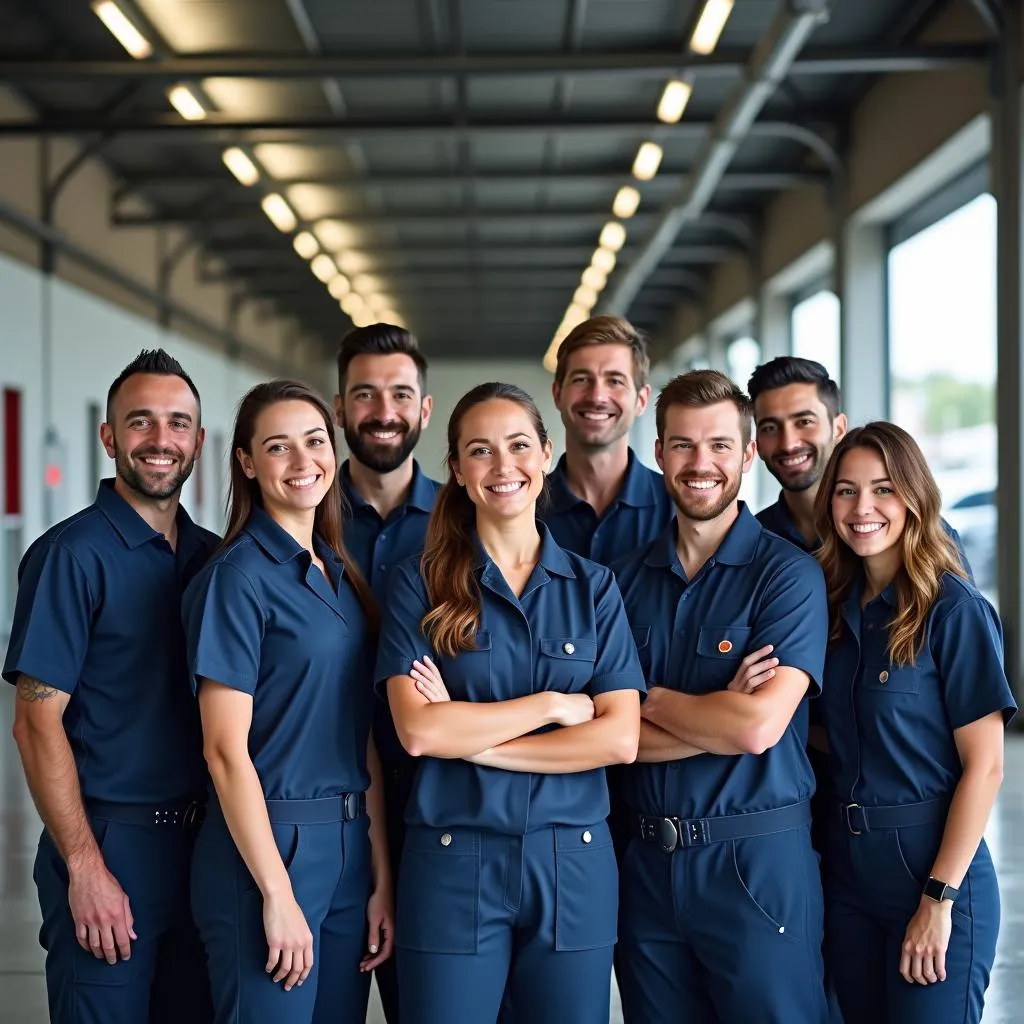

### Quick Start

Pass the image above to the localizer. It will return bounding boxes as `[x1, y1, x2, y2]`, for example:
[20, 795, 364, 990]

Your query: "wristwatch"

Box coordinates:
[923, 876, 959, 904]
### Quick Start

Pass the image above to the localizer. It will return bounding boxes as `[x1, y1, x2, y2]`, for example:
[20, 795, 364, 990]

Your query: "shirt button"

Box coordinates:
[440, 833, 452, 847]
[582, 830, 592, 844]
[879, 670, 889, 684]
[778, 926, 785, 934]
[563, 642, 575, 655]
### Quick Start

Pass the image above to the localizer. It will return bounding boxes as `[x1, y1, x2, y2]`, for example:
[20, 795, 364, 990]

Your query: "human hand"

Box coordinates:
[263, 892, 314, 991]
[899, 898, 952, 985]
[360, 884, 395, 972]
[68, 854, 137, 964]
[552, 693, 596, 728]
[727, 645, 778, 693]
[411, 656, 450, 703]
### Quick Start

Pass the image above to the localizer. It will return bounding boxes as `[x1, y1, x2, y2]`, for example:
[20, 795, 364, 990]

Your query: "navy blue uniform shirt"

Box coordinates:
[822, 572, 1017, 808]
[613, 504, 828, 819]
[374, 525, 646, 833]
[183, 506, 374, 801]
[2, 479, 218, 804]
[340, 458, 440, 767]
[541, 448, 674, 565]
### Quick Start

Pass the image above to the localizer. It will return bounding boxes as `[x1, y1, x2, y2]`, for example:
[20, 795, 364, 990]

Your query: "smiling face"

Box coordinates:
[754, 382, 846, 493]
[237, 399, 336, 519]
[101, 372, 204, 501]
[656, 400, 754, 523]
[451, 398, 553, 524]
[552, 343, 649, 451]
[830, 445, 908, 566]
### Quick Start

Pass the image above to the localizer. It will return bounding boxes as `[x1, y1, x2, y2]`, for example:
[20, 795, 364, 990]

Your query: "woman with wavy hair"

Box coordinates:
[182, 380, 393, 1024]
[375, 381, 644, 1024]
[813, 421, 1015, 1024]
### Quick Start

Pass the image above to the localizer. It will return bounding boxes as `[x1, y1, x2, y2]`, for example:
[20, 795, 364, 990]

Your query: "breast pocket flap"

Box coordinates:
[696, 625, 752, 659]
[540, 638, 597, 661]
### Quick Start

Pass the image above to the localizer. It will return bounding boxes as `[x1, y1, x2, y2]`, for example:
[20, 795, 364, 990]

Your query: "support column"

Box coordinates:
[990, 0, 1024, 704]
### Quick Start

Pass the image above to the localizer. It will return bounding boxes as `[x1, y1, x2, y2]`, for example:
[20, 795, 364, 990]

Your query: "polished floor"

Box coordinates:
[1, 685, 1020, 1021]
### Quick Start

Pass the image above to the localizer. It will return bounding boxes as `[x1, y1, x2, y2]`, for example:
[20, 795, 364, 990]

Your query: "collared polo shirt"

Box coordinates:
[183, 506, 374, 801]
[374, 524, 646, 834]
[541, 448, 674, 566]
[613, 504, 828, 820]
[822, 573, 1016, 809]
[3, 479, 218, 804]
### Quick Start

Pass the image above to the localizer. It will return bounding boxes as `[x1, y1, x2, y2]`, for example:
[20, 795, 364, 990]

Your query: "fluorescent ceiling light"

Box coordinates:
[690, 0, 735, 56]
[612, 186, 641, 220]
[599, 222, 627, 253]
[261, 193, 297, 233]
[581, 266, 608, 291]
[338, 250, 372, 275]
[311, 254, 339, 283]
[293, 231, 319, 259]
[632, 142, 664, 182]
[222, 147, 259, 186]
[658, 79, 693, 124]
[365, 293, 391, 313]
[315, 220, 357, 252]
[591, 247, 617, 274]
[378, 309, 402, 326]
[167, 84, 206, 121]
[565, 302, 590, 326]
[340, 292, 365, 316]
[328, 274, 351, 299]
[91, 1, 153, 59]
[352, 273, 383, 294]
[543, 343, 560, 375]
[574, 285, 598, 310]
[351, 308, 374, 328]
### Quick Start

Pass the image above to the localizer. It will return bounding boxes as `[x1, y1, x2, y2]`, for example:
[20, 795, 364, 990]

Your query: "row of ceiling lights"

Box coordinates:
[91, 1, 405, 331]
[541, 0, 735, 373]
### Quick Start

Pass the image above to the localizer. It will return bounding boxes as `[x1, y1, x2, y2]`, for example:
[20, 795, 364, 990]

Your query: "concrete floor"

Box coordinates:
[1, 687, 1019, 1022]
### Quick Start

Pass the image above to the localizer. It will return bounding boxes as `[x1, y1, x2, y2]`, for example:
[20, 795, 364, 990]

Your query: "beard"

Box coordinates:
[115, 442, 195, 501]
[768, 445, 827, 493]
[669, 472, 743, 523]
[344, 418, 422, 474]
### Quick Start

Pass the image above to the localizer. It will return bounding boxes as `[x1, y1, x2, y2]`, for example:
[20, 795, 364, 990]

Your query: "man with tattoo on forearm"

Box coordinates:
[3, 350, 218, 1024]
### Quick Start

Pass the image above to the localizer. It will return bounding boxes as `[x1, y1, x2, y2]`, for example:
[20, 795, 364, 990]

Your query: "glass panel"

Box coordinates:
[727, 335, 762, 511]
[791, 290, 841, 384]
[888, 193, 997, 604]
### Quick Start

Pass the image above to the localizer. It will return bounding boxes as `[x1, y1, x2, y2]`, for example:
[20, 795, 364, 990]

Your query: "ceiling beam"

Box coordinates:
[0, 44, 989, 83]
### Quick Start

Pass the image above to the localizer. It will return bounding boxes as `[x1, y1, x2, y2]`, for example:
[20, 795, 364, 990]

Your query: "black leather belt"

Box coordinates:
[206, 793, 367, 826]
[86, 798, 204, 830]
[637, 800, 811, 853]
[840, 798, 947, 835]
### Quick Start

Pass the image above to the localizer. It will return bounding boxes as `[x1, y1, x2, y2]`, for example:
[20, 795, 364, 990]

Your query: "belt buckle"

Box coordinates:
[657, 817, 679, 854]
[679, 818, 710, 848]
[845, 803, 864, 836]
[181, 801, 202, 830]
[343, 793, 360, 821]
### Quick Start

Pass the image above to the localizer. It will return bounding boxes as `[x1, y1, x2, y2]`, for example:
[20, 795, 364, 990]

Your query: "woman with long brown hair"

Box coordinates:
[813, 422, 1015, 1024]
[375, 382, 644, 1024]
[182, 380, 393, 1024]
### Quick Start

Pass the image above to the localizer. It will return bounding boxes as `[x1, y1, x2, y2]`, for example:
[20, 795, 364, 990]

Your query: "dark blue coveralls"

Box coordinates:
[613, 505, 830, 1023]
[183, 506, 376, 1024]
[821, 572, 1016, 1024]
[340, 458, 440, 1022]
[375, 525, 645, 1024]
[2, 479, 217, 1024]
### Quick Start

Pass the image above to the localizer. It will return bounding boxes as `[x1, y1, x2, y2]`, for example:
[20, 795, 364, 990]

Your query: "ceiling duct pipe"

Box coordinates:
[603, 0, 830, 315]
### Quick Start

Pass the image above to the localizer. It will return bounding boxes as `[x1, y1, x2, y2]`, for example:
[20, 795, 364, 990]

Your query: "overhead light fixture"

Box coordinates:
[315, 220, 357, 252]
[591, 247, 617, 274]
[612, 186, 641, 219]
[340, 292, 365, 316]
[91, 1, 153, 59]
[352, 273, 383, 295]
[632, 142, 664, 182]
[166, 84, 206, 121]
[658, 79, 694, 124]
[599, 221, 627, 253]
[365, 293, 391, 314]
[581, 265, 608, 291]
[338, 250, 372, 275]
[222, 147, 260, 186]
[378, 309, 402, 325]
[574, 285, 599, 310]
[690, 0, 735, 56]
[351, 307, 374, 328]
[311, 254, 339, 283]
[565, 302, 590, 326]
[261, 193, 297, 233]
[293, 231, 319, 260]
[328, 274, 351, 299]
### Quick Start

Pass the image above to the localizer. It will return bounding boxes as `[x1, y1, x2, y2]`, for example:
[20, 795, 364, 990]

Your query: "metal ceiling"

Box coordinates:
[0, 0, 989, 361]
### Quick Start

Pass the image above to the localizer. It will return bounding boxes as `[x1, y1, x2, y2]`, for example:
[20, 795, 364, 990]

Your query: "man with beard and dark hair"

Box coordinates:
[4, 349, 216, 1024]
[333, 322, 439, 1024]
[611, 370, 830, 1024]
[543, 315, 673, 564]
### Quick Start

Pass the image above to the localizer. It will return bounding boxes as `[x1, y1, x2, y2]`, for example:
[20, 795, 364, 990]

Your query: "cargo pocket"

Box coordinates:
[397, 827, 481, 954]
[555, 822, 618, 951]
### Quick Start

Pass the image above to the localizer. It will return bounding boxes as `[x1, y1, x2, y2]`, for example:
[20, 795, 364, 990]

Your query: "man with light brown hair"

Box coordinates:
[542, 315, 673, 564]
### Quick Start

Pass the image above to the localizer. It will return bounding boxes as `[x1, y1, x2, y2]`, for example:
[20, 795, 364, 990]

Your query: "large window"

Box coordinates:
[888, 191, 996, 601]
[726, 335, 762, 510]
[791, 288, 841, 383]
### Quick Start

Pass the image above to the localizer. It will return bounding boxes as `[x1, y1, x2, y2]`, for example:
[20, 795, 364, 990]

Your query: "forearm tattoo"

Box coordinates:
[17, 676, 59, 702]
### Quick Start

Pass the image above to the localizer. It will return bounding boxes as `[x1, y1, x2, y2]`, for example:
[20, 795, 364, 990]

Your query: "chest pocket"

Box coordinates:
[862, 662, 920, 695]
[695, 625, 752, 692]
[537, 637, 597, 693]
[439, 630, 492, 701]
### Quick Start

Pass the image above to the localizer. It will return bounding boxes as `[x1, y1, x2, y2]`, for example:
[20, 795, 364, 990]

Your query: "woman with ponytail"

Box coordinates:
[376, 382, 644, 1024]
[182, 380, 393, 1024]
[814, 422, 1016, 1024]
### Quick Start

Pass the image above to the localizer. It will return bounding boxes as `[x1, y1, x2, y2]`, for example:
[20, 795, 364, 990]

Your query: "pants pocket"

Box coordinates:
[893, 826, 973, 924]
[555, 822, 618, 951]
[730, 830, 813, 943]
[241, 821, 302, 894]
[397, 827, 480, 954]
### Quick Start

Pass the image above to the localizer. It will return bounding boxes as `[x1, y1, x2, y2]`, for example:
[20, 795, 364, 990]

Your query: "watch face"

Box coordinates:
[925, 877, 956, 903]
